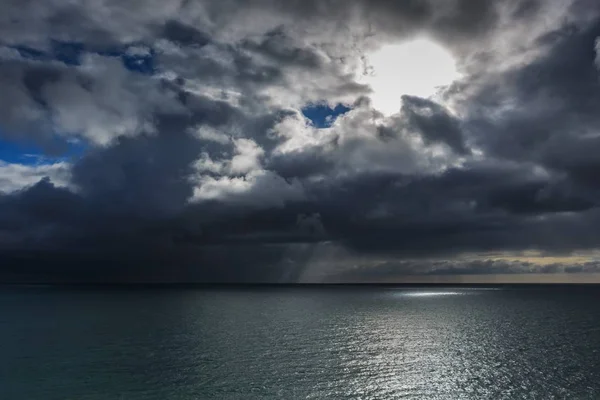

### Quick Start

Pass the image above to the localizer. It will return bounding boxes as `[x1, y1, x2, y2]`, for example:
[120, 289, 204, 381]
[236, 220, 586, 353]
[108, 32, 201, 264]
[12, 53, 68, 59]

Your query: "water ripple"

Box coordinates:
[2, 287, 600, 399]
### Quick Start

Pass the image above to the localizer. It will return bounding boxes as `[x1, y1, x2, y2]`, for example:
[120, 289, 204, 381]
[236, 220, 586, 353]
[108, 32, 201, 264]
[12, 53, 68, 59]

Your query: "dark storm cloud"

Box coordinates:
[266, 148, 335, 180]
[162, 20, 210, 48]
[453, 13, 600, 224]
[71, 127, 201, 218]
[2, 0, 600, 282]
[463, 17, 600, 162]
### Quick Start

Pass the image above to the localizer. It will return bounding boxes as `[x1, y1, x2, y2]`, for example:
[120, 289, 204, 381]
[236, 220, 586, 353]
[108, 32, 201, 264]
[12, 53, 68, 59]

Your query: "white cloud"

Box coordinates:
[189, 125, 231, 144]
[191, 169, 305, 208]
[192, 137, 264, 176]
[229, 138, 264, 175]
[190, 134, 303, 208]
[0, 161, 72, 194]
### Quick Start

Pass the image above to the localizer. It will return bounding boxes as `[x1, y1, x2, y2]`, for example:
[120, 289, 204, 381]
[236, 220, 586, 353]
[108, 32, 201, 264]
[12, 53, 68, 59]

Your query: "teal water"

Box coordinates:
[2, 286, 600, 399]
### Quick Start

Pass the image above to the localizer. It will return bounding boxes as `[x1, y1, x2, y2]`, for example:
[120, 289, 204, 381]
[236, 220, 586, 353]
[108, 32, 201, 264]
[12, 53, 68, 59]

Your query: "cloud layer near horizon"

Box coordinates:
[2, 0, 600, 282]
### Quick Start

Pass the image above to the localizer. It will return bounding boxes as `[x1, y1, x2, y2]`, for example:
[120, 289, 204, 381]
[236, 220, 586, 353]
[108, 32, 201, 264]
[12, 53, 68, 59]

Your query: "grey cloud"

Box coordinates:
[241, 26, 325, 69]
[266, 148, 335, 179]
[0, 53, 185, 148]
[400, 95, 469, 154]
[0, 61, 54, 145]
[0, 0, 184, 46]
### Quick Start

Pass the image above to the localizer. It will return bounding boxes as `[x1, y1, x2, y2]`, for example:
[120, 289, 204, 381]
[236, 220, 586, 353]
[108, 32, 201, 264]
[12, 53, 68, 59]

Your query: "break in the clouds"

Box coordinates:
[2, 0, 600, 283]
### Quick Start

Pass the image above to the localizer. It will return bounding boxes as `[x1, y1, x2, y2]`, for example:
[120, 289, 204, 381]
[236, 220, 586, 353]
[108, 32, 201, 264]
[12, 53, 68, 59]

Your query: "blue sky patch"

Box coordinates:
[120, 48, 156, 75]
[0, 136, 88, 165]
[50, 40, 85, 66]
[302, 103, 351, 128]
[13, 45, 48, 61]
[97, 45, 156, 75]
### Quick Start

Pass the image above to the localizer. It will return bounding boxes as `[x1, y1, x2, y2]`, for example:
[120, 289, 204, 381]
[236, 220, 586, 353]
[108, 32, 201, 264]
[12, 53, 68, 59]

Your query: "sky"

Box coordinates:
[3, 0, 600, 283]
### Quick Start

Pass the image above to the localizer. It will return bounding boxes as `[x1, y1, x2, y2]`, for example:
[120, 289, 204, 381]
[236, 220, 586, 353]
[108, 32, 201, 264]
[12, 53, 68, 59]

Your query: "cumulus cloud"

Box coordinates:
[0, 161, 71, 194]
[2, 0, 600, 282]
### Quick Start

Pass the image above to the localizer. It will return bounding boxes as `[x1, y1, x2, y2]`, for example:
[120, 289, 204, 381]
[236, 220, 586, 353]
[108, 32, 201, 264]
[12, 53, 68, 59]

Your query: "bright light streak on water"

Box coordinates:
[401, 290, 463, 297]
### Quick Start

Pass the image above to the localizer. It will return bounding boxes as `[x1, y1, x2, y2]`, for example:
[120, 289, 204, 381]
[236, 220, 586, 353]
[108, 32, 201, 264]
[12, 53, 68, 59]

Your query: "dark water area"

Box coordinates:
[2, 285, 600, 399]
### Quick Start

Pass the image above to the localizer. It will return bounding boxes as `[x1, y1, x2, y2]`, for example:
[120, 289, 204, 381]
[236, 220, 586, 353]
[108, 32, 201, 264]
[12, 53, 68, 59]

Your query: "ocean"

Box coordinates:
[2, 286, 600, 399]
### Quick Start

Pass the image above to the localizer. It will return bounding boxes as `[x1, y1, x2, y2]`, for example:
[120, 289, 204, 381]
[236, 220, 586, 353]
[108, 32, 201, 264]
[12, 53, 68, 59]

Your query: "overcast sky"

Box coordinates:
[2, 0, 600, 283]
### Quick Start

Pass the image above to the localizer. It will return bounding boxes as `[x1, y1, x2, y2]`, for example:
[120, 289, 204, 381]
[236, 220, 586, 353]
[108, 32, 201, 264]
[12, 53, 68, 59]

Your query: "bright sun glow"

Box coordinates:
[360, 39, 460, 116]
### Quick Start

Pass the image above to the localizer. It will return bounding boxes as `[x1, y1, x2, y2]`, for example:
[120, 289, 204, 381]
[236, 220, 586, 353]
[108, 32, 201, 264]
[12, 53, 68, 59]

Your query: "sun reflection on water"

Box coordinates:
[402, 291, 463, 297]
[386, 288, 502, 298]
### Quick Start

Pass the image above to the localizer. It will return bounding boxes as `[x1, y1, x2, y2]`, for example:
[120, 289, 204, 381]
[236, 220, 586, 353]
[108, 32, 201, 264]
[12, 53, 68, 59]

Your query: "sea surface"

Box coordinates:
[2, 285, 600, 399]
